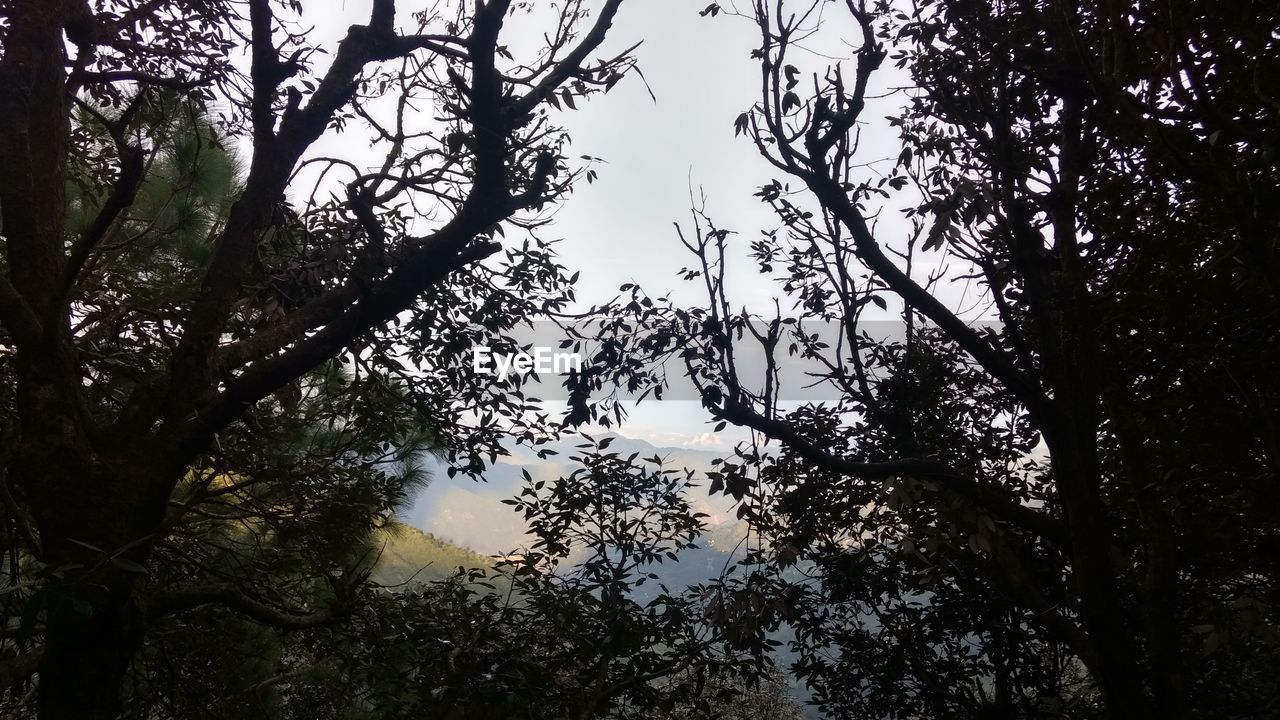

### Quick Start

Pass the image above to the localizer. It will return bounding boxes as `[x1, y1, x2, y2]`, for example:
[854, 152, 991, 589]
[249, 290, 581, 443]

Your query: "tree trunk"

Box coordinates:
[36, 580, 146, 720]
[1049, 431, 1153, 720]
[20, 446, 167, 720]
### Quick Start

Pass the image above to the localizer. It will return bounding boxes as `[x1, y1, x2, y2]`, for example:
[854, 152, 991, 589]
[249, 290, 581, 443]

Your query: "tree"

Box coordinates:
[0, 1, 637, 717]
[5, 93, 448, 718]
[314, 441, 757, 720]
[127, 438, 767, 720]
[579, 0, 1280, 717]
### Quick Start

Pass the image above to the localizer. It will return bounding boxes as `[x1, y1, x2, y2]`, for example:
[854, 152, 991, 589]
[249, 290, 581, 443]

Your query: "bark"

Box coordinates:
[35, 578, 146, 720]
[0, 5, 141, 711]
[1047, 433, 1151, 719]
[20, 452, 163, 720]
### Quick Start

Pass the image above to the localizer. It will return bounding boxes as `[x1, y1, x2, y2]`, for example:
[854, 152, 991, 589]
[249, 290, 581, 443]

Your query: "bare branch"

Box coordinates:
[508, 0, 627, 122]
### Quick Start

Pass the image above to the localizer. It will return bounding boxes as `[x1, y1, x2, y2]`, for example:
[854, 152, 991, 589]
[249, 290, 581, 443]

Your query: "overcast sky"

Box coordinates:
[288, 1, 942, 447]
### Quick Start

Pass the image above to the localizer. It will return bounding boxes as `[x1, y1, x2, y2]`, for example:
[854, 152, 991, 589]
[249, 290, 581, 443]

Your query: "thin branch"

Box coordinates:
[507, 0, 627, 122]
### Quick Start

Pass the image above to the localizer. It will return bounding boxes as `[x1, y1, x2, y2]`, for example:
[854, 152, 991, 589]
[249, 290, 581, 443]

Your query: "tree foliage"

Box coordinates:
[576, 0, 1280, 718]
[0, 1, 649, 717]
[112, 440, 766, 720]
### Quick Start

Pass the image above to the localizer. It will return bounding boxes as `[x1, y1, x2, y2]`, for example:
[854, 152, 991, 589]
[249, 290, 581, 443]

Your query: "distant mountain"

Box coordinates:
[403, 433, 738, 554]
[396, 434, 822, 718]
[369, 524, 493, 588]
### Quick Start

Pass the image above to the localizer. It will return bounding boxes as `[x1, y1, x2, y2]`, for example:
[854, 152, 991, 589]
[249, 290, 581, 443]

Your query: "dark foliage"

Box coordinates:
[573, 1, 1280, 718]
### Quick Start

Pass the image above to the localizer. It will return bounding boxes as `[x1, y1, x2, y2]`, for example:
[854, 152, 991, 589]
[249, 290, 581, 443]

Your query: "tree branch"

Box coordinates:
[70, 69, 201, 91]
[507, 0, 627, 123]
[165, 0, 500, 413]
[181, 236, 503, 448]
[149, 584, 348, 631]
[0, 277, 42, 346]
[59, 141, 145, 303]
[709, 393, 1067, 546]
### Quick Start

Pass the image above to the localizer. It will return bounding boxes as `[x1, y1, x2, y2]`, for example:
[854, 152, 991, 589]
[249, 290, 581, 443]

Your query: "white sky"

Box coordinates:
[280, 1, 976, 446]
[294, 0, 924, 306]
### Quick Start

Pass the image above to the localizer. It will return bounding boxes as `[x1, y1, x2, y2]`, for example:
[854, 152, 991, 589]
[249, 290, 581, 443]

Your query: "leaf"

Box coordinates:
[887, 488, 903, 511]
[734, 112, 750, 137]
[109, 556, 148, 575]
[777, 543, 799, 566]
[782, 91, 801, 113]
[922, 217, 950, 251]
[562, 89, 576, 110]
[66, 538, 105, 555]
[699, 3, 721, 16]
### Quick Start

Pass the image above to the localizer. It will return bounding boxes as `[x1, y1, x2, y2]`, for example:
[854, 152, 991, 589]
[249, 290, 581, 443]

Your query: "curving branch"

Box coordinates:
[0, 277, 42, 347]
[149, 584, 350, 631]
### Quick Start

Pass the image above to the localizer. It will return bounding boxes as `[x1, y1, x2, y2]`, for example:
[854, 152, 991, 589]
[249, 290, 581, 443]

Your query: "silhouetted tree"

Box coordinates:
[578, 0, 1280, 717]
[0, 1, 637, 717]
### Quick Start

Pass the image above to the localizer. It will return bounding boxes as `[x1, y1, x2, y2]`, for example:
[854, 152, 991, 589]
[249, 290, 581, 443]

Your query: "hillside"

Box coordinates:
[369, 524, 494, 588]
